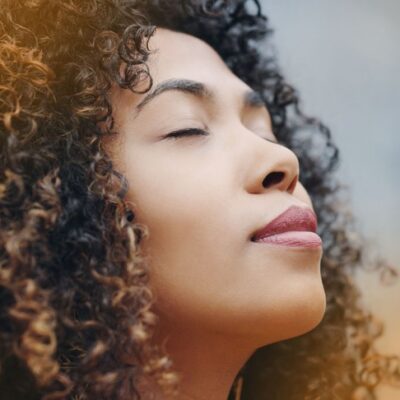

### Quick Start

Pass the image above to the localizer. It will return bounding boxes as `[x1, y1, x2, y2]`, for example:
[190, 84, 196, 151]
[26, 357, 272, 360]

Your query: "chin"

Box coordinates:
[299, 289, 326, 334]
[288, 283, 327, 340]
[254, 282, 327, 347]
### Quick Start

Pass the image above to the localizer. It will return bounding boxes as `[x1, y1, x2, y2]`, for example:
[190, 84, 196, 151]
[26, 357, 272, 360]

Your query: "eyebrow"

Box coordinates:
[135, 78, 267, 113]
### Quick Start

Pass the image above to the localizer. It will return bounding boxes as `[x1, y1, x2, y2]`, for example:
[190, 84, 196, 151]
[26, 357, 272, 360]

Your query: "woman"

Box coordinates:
[0, 1, 398, 399]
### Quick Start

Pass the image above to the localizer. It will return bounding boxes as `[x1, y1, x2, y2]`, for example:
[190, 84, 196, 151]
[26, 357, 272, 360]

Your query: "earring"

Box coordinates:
[234, 375, 243, 400]
[125, 208, 135, 222]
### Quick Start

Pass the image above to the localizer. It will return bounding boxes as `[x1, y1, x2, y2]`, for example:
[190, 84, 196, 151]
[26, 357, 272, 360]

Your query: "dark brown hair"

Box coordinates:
[0, 1, 399, 399]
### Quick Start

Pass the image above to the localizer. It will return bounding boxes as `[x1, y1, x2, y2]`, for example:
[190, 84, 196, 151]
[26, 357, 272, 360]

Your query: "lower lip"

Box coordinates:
[253, 231, 322, 248]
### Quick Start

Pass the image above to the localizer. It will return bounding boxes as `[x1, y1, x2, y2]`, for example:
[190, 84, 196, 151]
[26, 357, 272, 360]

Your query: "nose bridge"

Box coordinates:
[234, 125, 300, 195]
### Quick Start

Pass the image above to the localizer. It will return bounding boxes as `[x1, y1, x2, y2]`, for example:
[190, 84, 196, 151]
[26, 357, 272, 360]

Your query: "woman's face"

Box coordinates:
[107, 28, 326, 346]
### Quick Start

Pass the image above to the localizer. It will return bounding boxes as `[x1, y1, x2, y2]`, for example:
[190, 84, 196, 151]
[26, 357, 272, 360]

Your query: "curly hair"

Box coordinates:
[0, 1, 399, 399]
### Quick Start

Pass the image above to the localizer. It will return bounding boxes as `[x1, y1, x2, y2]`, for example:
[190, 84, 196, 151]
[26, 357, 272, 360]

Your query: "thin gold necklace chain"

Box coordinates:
[234, 376, 244, 400]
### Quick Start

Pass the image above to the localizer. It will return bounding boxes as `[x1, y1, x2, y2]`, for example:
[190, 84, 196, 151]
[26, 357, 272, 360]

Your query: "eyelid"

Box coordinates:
[162, 127, 282, 145]
[162, 127, 209, 140]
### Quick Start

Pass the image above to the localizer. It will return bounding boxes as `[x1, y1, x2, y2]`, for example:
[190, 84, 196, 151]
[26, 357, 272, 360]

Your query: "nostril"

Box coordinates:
[262, 171, 285, 189]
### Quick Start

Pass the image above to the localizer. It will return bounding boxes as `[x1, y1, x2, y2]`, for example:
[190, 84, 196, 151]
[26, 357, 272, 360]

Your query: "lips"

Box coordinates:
[251, 205, 318, 242]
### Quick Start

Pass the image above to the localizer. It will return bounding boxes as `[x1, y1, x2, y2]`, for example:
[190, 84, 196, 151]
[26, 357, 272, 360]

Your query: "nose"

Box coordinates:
[245, 137, 300, 195]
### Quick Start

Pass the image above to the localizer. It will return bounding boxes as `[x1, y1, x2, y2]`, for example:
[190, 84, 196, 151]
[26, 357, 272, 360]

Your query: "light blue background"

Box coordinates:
[260, 0, 399, 262]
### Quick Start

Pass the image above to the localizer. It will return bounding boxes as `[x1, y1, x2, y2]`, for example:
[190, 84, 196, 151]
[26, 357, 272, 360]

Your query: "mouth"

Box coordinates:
[250, 205, 321, 248]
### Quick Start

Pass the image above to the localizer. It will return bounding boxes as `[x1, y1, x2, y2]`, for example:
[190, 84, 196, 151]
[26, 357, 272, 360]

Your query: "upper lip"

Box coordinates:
[251, 205, 318, 241]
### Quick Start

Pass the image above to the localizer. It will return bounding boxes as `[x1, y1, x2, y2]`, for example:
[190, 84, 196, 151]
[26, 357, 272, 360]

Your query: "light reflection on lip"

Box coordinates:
[251, 205, 318, 242]
[253, 231, 322, 248]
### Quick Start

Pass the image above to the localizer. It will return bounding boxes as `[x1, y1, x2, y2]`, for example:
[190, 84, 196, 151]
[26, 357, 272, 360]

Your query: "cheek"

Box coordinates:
[135, 181, 237, 289]
[125, 159, 248, 322]
[125, 157, 234, 288]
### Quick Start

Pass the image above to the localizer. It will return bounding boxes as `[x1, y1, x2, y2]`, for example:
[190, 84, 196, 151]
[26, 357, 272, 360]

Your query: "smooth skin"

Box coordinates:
[104, 27, 326, 400]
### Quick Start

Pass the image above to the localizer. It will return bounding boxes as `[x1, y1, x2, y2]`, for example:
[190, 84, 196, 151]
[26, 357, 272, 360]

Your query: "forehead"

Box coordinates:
[146, 27, 239, 87]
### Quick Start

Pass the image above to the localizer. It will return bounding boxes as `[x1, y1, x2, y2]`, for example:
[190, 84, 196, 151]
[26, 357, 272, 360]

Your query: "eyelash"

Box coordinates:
[163, 127, 281, 145]
[163, 128, 208, 140]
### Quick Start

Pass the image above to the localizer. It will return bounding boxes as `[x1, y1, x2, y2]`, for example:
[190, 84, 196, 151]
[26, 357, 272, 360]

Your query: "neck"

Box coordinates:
[141, 318, 256, 400]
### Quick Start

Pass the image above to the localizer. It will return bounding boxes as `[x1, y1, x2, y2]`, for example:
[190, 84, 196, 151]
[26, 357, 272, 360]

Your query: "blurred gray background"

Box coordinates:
[259, 1, 400, 398]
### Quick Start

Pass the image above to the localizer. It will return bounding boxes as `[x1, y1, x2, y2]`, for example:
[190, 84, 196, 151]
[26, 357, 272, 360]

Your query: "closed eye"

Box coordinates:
[162, 128, 209, 140]
[162, 127, 282, 145]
